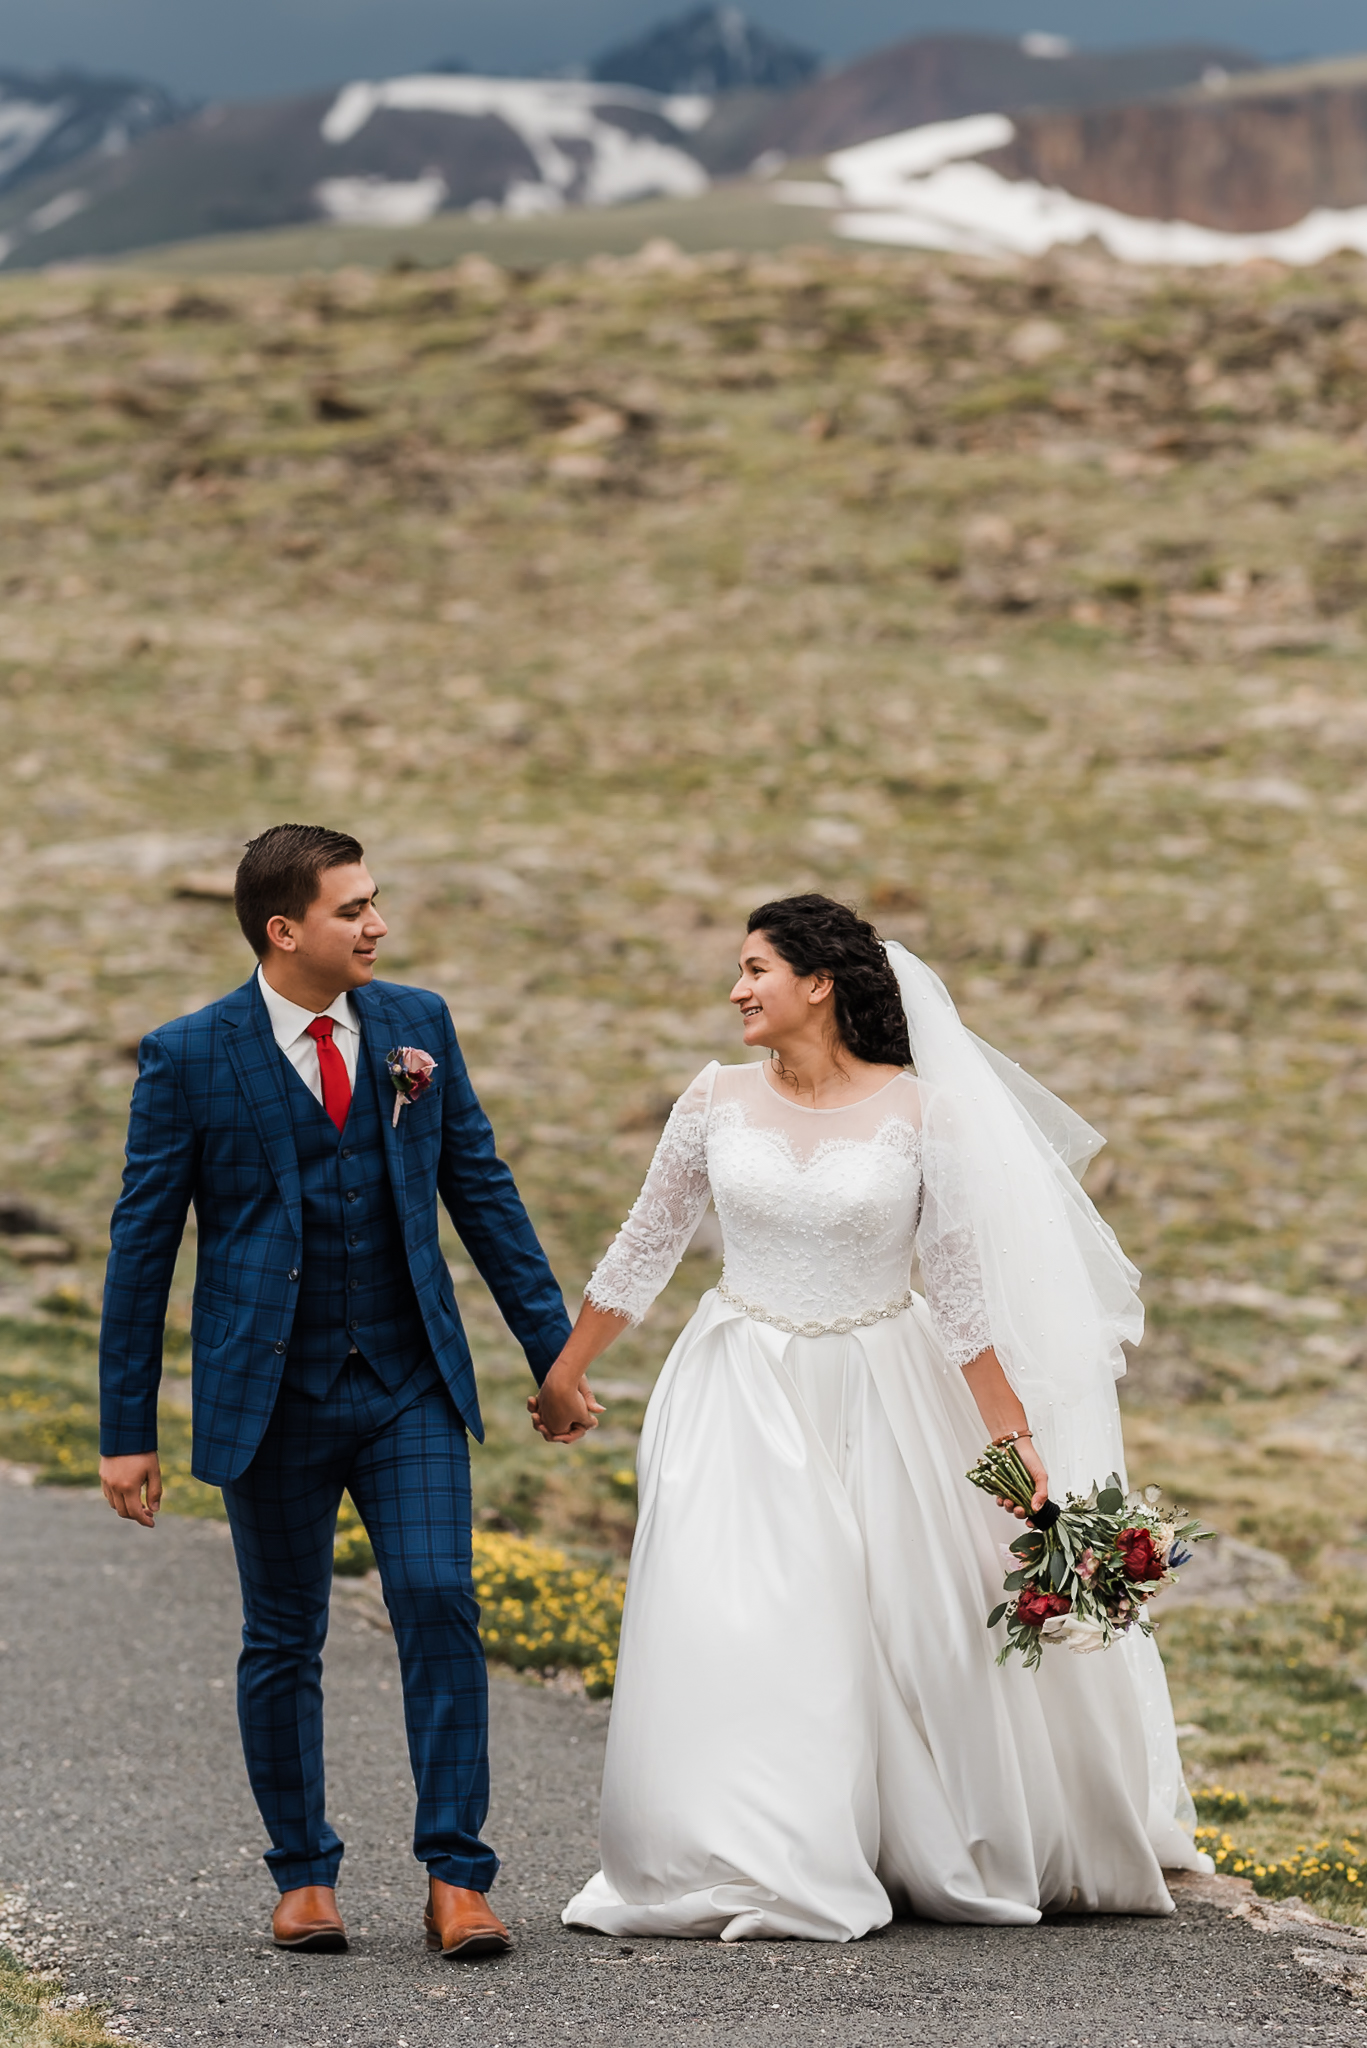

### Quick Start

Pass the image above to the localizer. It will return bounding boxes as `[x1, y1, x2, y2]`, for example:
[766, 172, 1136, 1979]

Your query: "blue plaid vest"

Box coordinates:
[283, 1047, 428, 1400]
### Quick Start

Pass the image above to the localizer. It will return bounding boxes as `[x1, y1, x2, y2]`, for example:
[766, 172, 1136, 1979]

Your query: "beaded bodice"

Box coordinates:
[585, 1063, 991, 1368]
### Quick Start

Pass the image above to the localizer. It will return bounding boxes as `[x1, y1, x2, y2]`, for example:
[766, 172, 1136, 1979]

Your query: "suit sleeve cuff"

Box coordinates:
[99, 1412, 160, 1458]
[523, 1320, 572, 1385]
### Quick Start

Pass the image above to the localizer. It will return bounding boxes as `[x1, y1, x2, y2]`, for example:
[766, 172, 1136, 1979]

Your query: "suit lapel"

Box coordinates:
[222, 976, 303, 1239]
[356, 984, 408, 1211]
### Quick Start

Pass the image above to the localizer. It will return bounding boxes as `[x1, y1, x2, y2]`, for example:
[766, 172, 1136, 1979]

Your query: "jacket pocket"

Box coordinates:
[191, 1288, 230, 1352]
[400, 1083, 441, 1128]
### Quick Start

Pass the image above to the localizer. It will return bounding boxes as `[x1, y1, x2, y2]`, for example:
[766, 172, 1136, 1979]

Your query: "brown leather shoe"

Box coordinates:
[424, 1878, 512, 1959]
[272, 1885, 348, 1953]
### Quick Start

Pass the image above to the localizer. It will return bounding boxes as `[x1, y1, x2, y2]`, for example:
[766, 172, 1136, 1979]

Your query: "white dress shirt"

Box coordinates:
[256, 965, 361, 1104]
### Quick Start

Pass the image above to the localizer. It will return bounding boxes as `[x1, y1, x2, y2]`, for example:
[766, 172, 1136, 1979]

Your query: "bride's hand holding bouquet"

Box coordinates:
[966, 1441, 1211, 1669]
[958, 1352, 1050, 1521]
[998, 1433, 1049, 1521]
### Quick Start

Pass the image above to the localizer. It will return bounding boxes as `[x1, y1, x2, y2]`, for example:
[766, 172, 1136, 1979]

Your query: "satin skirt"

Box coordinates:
[563, 1290, 1207, 1942]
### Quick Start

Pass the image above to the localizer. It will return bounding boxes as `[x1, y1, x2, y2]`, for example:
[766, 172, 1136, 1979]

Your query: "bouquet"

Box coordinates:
[966, 1444, 1210, 1670]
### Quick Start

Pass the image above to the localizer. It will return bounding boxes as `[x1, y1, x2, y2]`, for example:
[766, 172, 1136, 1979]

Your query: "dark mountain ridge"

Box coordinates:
[594, 6, 820, 96]
[0, 80, 706, 269]
[0, 66, 184, 195]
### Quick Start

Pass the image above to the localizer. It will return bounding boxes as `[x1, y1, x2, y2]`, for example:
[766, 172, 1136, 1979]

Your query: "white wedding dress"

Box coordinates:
[563, 1061, 1206, 1942]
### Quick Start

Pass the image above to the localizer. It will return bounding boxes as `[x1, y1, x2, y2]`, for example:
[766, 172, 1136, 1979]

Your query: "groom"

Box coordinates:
[98, 824, 585, 1958]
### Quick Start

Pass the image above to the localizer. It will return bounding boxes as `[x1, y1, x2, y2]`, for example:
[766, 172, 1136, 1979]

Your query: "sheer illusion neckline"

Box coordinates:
[755, 1065, 909, 1116]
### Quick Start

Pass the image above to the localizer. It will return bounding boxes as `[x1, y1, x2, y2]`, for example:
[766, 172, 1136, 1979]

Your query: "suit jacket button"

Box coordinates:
[273, 1341, 286, 1354]
[349, 1318, 359, 1331]
[346, 1190, 359, 1202]
[288, 1269, 300, 1282]
[341, 1147, 353, 1159]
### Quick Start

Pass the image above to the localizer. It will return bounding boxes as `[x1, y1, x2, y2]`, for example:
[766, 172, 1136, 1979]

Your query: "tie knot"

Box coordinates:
[305, 1016, 334, 1043]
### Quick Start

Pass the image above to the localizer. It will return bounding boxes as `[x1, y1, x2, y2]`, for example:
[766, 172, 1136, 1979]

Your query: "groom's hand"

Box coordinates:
[100, 1452, 163, 1527]
[527, 1372, 603, 1445]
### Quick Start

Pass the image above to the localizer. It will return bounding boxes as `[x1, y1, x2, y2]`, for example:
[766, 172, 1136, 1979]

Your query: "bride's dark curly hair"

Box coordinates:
[746, 894, 912, 1068]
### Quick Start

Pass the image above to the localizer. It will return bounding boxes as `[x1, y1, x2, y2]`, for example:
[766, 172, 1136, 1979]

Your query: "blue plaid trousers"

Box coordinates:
[221, 1356, 496, 1895]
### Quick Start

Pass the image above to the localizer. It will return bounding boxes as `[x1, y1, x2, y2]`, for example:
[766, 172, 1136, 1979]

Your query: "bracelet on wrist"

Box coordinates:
[991, 1428, 1032, 1449]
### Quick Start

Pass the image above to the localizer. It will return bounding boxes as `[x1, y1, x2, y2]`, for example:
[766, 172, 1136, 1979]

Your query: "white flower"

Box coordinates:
[1041, 1612, 1109, 1654]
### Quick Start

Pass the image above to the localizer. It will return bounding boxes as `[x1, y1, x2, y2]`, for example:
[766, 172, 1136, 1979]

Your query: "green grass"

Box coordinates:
[1159, 1592, 1367, 1886]
[98, 185, 840, 277]
[0, 1947, 125, 2048]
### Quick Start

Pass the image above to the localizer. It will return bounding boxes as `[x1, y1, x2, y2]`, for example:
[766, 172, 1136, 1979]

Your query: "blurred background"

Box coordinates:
[8, 2, 1367, 269]
[6, 1, 1367, 1903]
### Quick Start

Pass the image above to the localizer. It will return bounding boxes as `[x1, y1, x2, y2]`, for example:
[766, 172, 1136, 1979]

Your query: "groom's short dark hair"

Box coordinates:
[235, 824, 365, 956]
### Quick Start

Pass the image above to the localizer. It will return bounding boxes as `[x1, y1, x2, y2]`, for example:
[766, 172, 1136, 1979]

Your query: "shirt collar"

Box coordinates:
[256, 964, 359, 1049]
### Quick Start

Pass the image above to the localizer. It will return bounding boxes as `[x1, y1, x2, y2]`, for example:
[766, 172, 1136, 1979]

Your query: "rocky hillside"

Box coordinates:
[985, 56, 1367, 233]
[745, 33, 1259, 162]
[9, 244, 1367, 1852]
[8, 228, 1367, 1772]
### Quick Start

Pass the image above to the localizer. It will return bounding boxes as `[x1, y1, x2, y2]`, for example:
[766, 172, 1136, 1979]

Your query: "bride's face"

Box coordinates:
[730, 931, 833, 1050]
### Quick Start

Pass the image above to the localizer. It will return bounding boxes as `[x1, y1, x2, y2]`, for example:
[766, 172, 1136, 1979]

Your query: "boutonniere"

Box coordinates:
[385, 1045, 436, 1127]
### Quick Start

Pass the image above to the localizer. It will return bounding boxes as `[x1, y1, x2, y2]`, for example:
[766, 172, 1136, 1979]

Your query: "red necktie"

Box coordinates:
[305, 1016, 352, 1133]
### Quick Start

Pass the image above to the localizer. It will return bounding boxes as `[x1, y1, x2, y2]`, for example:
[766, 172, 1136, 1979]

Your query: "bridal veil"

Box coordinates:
[886, 942, 1141, 1496]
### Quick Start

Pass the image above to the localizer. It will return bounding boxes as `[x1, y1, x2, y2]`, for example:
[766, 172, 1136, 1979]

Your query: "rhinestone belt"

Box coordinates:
[715, 1278, 914, 1340]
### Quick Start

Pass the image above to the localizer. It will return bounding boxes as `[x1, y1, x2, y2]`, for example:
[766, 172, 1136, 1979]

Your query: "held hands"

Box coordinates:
[527, 1303, 627, 1446]
[100, 1452, 162, 1528]
[527, 1365, 605, 1445]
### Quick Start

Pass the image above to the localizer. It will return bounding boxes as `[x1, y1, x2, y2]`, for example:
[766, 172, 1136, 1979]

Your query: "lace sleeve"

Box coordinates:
[917, 1224, 993, 1369]
[584, 1065, 717, 1324]
[917, 1122, 993, 1371]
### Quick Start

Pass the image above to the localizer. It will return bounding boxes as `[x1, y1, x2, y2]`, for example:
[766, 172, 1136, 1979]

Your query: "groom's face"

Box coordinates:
[273, 861, 388, 992]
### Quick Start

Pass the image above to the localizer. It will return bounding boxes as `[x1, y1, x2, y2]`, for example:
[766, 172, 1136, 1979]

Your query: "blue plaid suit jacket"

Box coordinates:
[99, 974, 572, 1486]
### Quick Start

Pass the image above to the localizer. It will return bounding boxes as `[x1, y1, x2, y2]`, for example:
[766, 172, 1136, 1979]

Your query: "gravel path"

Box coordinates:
[3, 1474, 1366, 2048]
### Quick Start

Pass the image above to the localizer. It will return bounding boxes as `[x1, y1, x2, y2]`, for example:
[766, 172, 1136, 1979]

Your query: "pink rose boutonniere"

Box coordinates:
[385, 1045, 437, 1127]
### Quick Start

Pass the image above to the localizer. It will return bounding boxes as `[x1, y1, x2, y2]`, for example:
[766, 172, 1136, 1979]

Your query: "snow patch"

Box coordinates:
[1021, 32, 1074, 59]
[0, 97, 69, 184]
[661, 94, 713, 133]
[818, 117, 1367, 268]
[315, 174, 449, 227]
[321, 75, 708, 211]
[26, 189, 88, 234]
[829, 113, 1014, 192]
[503, 180, 564, 218]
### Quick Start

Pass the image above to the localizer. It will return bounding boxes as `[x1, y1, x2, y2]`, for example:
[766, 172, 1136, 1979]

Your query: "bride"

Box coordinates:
[531, 894, 1207, 1942]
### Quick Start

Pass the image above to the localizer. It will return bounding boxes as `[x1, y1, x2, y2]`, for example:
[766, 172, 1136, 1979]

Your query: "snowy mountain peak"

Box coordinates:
[0, 69, 183, 195]
[316, 75, 709, 226]
[594, 6, 820, 96]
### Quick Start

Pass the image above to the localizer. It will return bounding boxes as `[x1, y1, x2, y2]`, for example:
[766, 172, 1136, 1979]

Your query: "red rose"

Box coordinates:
[1014, 1585, 1072, 1628]
[1116, 1527, 1165, 1583]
